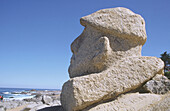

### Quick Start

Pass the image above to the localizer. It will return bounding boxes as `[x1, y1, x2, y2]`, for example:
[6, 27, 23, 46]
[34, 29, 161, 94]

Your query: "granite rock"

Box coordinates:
[83, 92, 170, 111]
[145, 91, 170, 111]
[143, 74, 170, 94]
[61, 7, 165, 111]
[69, 7, 147, 78]
[61, 57, 164, 111]
[83, 93, 162, 111]
[42, 95, 53, 105]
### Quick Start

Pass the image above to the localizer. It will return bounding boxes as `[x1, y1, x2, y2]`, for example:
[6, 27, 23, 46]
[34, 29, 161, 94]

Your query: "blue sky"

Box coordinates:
[0, 0, 169, 89]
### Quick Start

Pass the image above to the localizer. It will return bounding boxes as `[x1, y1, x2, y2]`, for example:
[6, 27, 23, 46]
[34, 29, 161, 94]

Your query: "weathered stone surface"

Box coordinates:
[61, 7, 165, 111]
[80, 7, 146, 43]
[143, 74, 170, 94]
[83, 92, 170, 111]
[69, 7, 147, 78]
[83, 93, 162, 111]
[61, 57, 164, 111]
[146, 91, 170, 111]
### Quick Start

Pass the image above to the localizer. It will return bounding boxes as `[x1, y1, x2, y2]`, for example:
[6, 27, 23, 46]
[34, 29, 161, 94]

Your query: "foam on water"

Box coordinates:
[0, 87, 60, 100]
[4, 94, 35, 101]
[2, 92, 10, 94]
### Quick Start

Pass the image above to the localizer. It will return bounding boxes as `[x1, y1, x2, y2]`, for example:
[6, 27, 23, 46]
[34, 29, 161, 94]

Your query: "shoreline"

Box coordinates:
[0, 90, 61, 111]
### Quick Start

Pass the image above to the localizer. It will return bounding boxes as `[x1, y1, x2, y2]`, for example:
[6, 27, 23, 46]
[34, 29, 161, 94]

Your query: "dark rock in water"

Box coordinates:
[11, 92, 20, 94]
[143, 74, 170, 94]
[21, 92, 27, 94]
[31, 89, 36, 91]
[9, 97, 14, 98]
[31, 93, 42, 96]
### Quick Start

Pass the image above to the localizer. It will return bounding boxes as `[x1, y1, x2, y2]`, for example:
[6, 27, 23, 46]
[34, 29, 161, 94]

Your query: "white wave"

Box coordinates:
[13, 94, 20, 96]
[4, 95, 35, 101]
[2, 92, 10, 94]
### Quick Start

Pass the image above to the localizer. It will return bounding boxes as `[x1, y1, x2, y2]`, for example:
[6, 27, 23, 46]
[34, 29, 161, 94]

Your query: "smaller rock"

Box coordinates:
[31, 89, 36, 91]
[21, 92, 28, 94]
[0, 107, 4, 111]
[143, 74, 170, 94]
[42, 95, 53, 105]
[0, 105, 5, 111]
[83, 92, 162, 111]
[24, 95, 43, 103]
[11, 92, 21, 94]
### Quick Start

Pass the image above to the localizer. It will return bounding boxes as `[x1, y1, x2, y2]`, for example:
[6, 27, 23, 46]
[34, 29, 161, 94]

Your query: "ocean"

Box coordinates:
[0, 87, 60, 100]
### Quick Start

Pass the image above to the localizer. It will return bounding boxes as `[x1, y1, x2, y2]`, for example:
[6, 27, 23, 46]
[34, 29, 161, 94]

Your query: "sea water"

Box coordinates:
[0, 87, 59, 101]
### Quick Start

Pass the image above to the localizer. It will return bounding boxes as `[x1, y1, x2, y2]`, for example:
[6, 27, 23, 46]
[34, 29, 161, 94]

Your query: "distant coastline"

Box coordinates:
[0, 87, 60, 100]
[0, 87, 61, 110]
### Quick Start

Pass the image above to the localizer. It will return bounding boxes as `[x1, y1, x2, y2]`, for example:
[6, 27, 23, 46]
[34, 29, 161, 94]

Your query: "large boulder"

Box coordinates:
[83, 92, 170, 111]
[61, 7, 165, 111]
[83, 93, 162, 111]
[61, 57, 164, 111]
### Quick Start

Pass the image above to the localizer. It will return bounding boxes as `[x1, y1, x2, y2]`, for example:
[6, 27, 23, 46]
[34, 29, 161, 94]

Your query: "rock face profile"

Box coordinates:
[69, 7, 147, 78]
[60, 7, 168, 111]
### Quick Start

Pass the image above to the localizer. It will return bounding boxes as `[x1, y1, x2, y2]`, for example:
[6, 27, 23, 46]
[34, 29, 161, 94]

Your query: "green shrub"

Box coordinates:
[165, 71, 170, 79]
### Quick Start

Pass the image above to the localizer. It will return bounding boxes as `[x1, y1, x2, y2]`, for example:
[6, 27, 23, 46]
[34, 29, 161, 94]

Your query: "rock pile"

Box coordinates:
[61, 7, 169, 111]
[0, 90, 61, 111]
